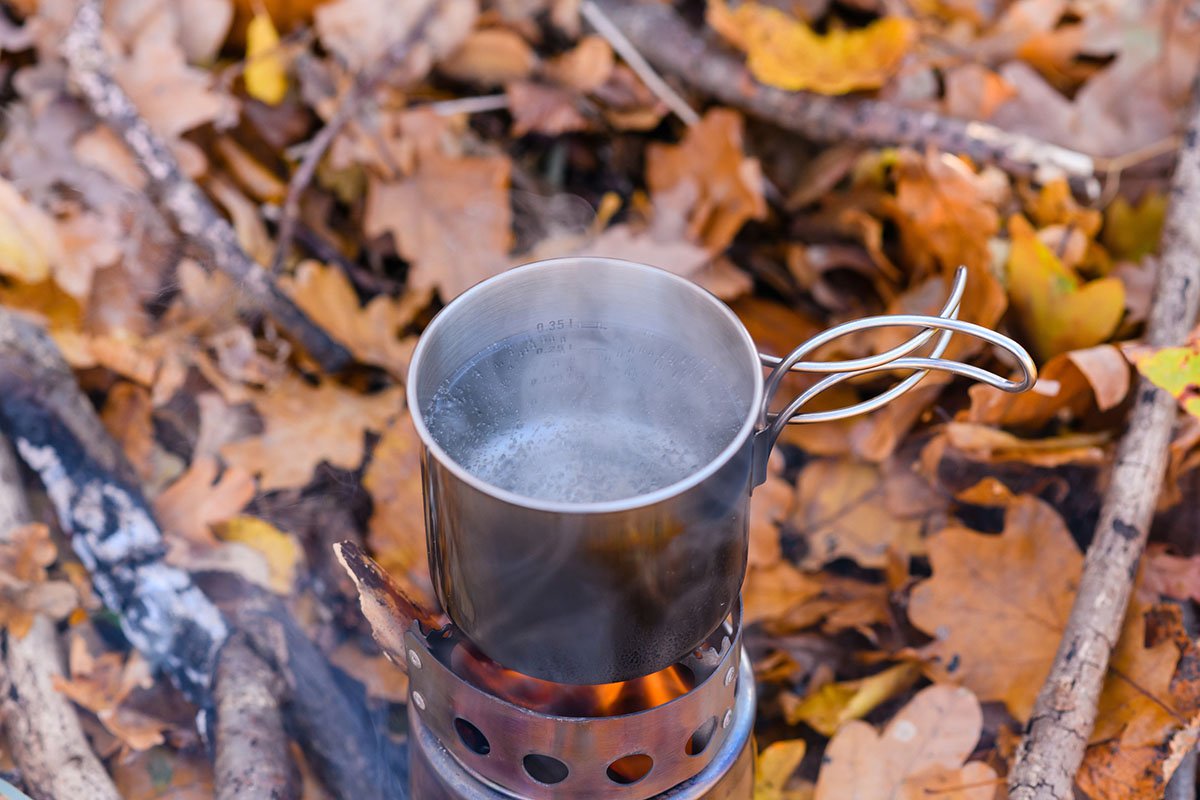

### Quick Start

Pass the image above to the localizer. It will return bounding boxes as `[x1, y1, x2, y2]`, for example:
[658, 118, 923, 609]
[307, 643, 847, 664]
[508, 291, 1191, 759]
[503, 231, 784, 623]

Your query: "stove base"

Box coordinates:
[408, 649, 756, 800]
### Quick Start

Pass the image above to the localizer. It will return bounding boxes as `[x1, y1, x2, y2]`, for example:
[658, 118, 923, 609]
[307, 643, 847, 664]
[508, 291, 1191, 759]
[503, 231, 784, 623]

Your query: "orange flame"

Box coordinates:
[451, 643, 695, 717]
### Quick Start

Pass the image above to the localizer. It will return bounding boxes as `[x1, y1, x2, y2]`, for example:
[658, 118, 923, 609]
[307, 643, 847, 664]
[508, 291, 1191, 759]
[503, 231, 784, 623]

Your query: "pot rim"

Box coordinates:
[406, 257, 766, 515]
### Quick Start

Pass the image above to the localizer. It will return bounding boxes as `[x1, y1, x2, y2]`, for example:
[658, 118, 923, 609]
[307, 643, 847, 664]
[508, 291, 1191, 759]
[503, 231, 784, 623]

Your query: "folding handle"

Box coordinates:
[751, 267, 1037, 486]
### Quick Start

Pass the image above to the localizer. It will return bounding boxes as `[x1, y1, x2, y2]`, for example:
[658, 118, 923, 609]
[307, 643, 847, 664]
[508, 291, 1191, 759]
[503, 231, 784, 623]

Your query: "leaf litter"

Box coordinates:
[0, 0, 1197, 796]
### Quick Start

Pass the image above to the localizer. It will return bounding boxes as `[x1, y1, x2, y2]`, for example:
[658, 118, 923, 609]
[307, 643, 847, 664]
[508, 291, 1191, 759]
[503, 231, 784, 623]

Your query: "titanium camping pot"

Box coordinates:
[406, 257, 1034, 684]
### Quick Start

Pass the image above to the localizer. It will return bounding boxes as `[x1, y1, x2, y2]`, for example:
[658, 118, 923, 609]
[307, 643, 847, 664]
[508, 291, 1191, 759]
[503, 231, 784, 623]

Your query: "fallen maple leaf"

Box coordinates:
[153, 457, 256, 544]
[440, 27, 537, 86]
[1006, 214, 1125, 362]
[744, 561, 822, 627]
[791, 458, 926, 569]
[281, 260, 425, 378]
[0, 523, 77, 638]
[813, 684, 997, 800]
[220, 376, 403, 490]
[708, 0, 916, 94]
[909, 495, 1081, 721]
[364, 147, 512, 299]
[645, 109, 766, 252]
[748, 471, 792, 569]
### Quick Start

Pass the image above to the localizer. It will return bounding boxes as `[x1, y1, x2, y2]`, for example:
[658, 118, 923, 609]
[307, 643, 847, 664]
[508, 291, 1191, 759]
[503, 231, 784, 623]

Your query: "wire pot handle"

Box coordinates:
[750, 266, 1037, 486]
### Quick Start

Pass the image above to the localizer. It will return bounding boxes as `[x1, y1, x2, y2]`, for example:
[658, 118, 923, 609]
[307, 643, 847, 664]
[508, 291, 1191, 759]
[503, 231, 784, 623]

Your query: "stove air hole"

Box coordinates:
[685, 717, 717, 756]
[606, 754, 653, 785]
[454, 718, 490, 756]
[523, 754, 569, 785]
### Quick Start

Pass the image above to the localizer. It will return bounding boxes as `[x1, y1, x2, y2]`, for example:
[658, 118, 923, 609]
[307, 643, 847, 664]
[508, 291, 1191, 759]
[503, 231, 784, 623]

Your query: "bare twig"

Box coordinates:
[425, 93, 510, 116]
[61, 0, 353, 374]
[581, 0, 700, 126]
[1008, 89, 1200, 799]
[270, 2, 439, 276]
[214, 634, 299, 800]
[594, 0, 1099, 196]
[0, 435, 121, 800]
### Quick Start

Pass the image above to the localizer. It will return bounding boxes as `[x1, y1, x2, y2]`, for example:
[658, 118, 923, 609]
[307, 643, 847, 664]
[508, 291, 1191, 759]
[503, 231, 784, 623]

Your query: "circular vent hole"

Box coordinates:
[685, 716, 718, 756]
[607, 754, 653, 785]
[523, 754, 569, 785]
[454, 718, 490, 756]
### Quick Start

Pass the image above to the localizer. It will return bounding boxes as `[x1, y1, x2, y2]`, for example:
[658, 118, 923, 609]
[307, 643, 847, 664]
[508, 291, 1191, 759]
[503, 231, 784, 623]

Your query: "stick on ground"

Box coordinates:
[0, 434, 122, 800]
[62, 0, 353, 374]
[1007, 90, 1200, 799]
[214, 634, 300, 800]
[595, 0, 1099, 196]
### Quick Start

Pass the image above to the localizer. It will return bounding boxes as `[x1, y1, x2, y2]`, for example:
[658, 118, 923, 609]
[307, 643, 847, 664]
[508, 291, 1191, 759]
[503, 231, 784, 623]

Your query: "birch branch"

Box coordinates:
[0, 434, 121, 800]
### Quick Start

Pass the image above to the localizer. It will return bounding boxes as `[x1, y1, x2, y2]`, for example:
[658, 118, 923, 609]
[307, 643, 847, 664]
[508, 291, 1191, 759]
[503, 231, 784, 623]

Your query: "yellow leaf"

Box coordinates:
[1006, 215, 1125, 362]
[1103, 193, 1167, 262]
[245, 10, 288, 105]
[708, 0, 915, 94]
[0, 179, 60, 284]
[215, 516, 302, 595]
[755, 739, 807, 800]
[1137, 344, 1200, 418]
[786, 663, 922, 736]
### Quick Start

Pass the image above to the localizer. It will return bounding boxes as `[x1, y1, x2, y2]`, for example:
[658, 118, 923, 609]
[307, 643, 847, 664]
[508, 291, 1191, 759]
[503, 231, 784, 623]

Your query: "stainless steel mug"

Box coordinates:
[406, 257, 1034, 684]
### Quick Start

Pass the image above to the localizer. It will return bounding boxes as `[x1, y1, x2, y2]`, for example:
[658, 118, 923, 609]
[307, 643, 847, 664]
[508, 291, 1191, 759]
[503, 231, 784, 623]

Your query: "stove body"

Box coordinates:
[404, 610, 755, 799]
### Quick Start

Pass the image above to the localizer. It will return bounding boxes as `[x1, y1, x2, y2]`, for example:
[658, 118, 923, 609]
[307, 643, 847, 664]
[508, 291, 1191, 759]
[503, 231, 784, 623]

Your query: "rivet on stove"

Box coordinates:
[724, 666, 735, 686]
[409, 650, 423, 669]
[413, 691, 427, 711]
[722, 708, 733, 729]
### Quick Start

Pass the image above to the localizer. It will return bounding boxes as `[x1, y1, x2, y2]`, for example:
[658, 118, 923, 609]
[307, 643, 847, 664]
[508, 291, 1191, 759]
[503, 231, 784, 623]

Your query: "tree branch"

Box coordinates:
[0, 434, 121, 800]
[214, 634, 299, 800]
[1007, 88, 1200, 799]
[594, 0, 1099, 196]
[61, 0, 353, 374]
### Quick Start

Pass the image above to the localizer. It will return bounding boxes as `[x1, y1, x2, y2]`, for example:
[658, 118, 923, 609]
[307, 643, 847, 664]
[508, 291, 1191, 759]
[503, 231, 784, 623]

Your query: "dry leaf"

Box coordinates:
[755, 739, 808, 800]
[153, 457, 256, 544]
[0, 523, 77, 638]
[244, 10, 288, 105]
[744, 561, 822, 627]
[1007, 215, 1125, 362]
[102, 382, 157, 482]
[645, 109, 766, 252]
[440, 28, 537, 86]
[709, 0, 916, 94]
[363, 412, 428, 584]
[0, 177, 60, 284]
[749, 471, 792, 569]
[543, 35, 613, 92]
[791, 458, 925, 569]
[813, 684, 996, 800]
[111, 746, 214, 800]
[785, 662, 921, 736]
[909, 495, 1081, 721]
[55, 636, 167, 752]
[364, 148, 512, 299]
[329, 642, 409, 703]
[1136, 343, 1200, 419]
[221, 376, 403, 490]
[281, 260, 425, 378]
[1103, 193, 1166, 262]
[314, 0, 476, 71]
[213, 516, 302, 595]
[507, 81, 590, 137]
